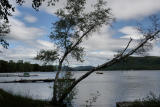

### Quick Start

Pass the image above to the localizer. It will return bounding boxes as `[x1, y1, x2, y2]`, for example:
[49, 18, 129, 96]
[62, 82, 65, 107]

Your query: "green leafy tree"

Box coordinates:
[36, 0, 113, 104]
[1, 0, 160, 105]
[36, 1, 160, 105]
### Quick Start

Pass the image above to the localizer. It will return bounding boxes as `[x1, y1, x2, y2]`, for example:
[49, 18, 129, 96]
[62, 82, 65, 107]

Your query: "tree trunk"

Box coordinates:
[52, 61, 63, 102]
[52, 50, 69, 103]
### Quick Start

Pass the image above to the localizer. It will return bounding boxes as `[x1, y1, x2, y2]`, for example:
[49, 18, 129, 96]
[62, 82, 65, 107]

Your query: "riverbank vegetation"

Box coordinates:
[0, 89, 50, 107]
[124, 93, 160, 107]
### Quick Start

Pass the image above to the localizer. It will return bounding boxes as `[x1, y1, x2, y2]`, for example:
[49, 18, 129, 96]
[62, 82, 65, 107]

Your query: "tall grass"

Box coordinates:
[0, 89, 49, 107]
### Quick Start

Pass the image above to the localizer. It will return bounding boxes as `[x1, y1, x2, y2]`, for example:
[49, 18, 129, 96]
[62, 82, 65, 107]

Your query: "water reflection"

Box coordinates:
[0, 71, 160, 107]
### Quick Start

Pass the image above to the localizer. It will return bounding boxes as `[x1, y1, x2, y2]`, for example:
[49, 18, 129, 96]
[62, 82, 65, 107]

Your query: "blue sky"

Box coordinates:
[1, 0, 160, 66]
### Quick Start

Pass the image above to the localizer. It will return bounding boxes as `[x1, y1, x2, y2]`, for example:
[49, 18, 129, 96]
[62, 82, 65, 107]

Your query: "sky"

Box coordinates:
[0, 0, 160, 66]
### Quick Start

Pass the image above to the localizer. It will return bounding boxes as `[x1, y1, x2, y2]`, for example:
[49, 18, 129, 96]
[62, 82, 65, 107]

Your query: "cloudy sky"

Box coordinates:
[1, 0, 160, 66]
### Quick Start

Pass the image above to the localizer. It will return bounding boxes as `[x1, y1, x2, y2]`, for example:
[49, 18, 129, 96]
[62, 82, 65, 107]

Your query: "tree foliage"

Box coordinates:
[0, 0, 13, 49]
[135, 15, 160, 55]
[37, 0, 112, 63]
[36, 0, 113, 103]
[36, 49, 59, 64]
[0, 0, 59, 49]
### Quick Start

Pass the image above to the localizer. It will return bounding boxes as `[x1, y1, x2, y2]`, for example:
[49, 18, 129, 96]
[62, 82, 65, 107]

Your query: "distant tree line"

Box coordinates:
[102, 56, 160, 70]
[0, 60, 57, 73]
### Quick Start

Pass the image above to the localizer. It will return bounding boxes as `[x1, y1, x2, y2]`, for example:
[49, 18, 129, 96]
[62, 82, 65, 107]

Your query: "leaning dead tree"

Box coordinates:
[34, 0, 160, 104]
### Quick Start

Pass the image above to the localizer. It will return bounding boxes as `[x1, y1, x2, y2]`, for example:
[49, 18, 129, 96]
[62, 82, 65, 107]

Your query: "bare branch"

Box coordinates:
[115, 38, 133, 58]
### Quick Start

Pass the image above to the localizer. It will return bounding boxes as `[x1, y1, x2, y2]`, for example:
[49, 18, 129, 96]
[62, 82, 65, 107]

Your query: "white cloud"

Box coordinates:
[6, 17, 45, 41]
[0, 16, 55, 62]
[17, 0, 160, 21]
[0, 46, 36, 60]
[107, 0, 160, 20]
[32, 0, 160, 20]
[78, 26, 138, 66]
[24, 15, 37, 23]
[0, 40, 56, 62]
[119, 26, 144, 39]
[148, 41, 160, 56]
[36, 40, 55, 49]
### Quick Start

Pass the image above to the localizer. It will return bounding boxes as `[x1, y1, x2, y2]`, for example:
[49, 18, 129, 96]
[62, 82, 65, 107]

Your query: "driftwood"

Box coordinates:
[0, 78, 75, 83]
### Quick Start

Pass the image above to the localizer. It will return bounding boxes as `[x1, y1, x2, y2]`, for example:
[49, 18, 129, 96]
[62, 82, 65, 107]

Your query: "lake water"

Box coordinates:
[0, 71, 160, 107]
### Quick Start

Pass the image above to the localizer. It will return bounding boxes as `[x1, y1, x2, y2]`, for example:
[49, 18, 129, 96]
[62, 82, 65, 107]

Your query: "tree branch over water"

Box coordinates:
[58, 15, 160, 102]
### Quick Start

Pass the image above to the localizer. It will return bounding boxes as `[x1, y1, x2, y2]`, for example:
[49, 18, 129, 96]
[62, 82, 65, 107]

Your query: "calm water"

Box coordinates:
[0, 71, 160, 107]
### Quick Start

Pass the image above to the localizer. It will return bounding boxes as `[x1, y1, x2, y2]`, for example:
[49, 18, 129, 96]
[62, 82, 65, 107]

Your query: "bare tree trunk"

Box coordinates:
[58, 30, 160, 103]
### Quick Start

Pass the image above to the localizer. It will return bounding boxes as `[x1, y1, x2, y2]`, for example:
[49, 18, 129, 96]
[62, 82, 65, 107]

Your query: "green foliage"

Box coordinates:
[35, 49, 59, 64]
[37, 0, 112, 63]
[56, 71, 77, 106]
[0, 89, 49, 107]
[127, 92, 160, 107]
[32, 0, 59, 11]
[71, 47, 85, 62]
[35, 0, 113, 103]
[0, 0, 14, 49]
[0, 0, 59, 21]
[0, 0, 14, 21]
[135, 15, 160, 55]
[0, 18, 10, 49]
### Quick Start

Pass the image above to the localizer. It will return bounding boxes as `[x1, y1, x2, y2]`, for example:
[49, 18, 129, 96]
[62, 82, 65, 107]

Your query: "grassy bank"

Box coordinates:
[0, 89, 51, 107]
[117, 93, 160, 107]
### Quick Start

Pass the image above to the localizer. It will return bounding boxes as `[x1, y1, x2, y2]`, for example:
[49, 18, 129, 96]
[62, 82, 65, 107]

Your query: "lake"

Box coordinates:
[0, 71, 160, 107]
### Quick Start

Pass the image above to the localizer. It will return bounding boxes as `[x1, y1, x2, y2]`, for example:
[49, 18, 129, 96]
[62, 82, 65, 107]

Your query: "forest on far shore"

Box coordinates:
[1, 56, 160, 73]
[102, 56, 160, 70]
[0, 60, 57, 72]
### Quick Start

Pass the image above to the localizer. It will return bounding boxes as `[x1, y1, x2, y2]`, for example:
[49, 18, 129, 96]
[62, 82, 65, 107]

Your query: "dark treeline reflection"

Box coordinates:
[0, 60, 57, 72]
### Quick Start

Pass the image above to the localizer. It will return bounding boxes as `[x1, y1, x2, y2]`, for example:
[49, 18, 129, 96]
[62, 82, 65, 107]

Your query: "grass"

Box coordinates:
[0, 89, 51, 107]
[127, 92, 160, 107]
